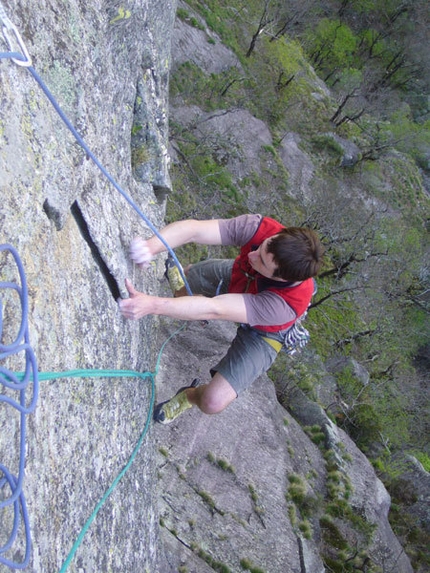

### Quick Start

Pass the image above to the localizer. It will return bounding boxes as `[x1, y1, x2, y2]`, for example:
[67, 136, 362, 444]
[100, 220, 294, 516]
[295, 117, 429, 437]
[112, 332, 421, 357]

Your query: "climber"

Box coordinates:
[118, 214, 324, 424]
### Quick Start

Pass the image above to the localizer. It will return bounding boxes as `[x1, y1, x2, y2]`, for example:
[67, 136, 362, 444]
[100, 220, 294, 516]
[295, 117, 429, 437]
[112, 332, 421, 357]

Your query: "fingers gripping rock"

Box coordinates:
[130, 237, 153, 268]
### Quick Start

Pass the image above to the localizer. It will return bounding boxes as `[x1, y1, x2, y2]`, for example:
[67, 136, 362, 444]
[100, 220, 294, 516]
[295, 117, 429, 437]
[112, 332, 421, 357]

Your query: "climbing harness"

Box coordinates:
[0, 243, 183, 571]
[277, 280, 318, 355]
[262, 280, 317, 355]
[262, 314, 311, 355]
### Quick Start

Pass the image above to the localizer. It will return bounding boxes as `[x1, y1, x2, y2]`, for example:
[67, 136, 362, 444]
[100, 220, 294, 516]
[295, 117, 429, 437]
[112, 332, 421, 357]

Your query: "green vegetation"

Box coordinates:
[170, 1, 429, 565]
[412, 451, 430, 472]
[207, 452, 236, 474]
[304, 425, 326, 446]
[159, 518, 235, 573]
[285, 473, 318, 539]
[196, 489, 219, 512]
[191, 544, 232, 573]
[284, 436, 378, 564]
[176, 7, 205, 31]
[320, 447, 377, 570]
[248, 483, 258, 504]
[248, 483, 265, 516]
[240, 557, 266, 573]
[131, 144, 151, 169]
[388, 496, 430, 572]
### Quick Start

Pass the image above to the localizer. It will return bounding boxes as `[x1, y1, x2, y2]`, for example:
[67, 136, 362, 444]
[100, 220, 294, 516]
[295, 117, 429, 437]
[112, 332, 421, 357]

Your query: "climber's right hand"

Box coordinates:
[129, 237, 153, 269]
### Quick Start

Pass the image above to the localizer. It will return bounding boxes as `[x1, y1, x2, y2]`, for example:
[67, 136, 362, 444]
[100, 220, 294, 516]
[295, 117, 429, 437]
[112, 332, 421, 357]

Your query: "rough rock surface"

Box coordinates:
[1, 1, 177, 571]
[398, 455, 430, 533]
[155, 319, 326, 573]
[170, 104, 273, 177]
[171, 2, 242, 75]
[0, 2, 417, 573]
[154, 319, 413, 573]
[169, 103, 320, 214]
[278, 133, 316, 204]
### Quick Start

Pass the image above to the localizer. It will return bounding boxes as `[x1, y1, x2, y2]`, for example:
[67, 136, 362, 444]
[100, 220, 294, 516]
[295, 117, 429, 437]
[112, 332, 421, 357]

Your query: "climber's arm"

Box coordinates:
[130, 219, 222, 267]
[118, 279, 247, 323]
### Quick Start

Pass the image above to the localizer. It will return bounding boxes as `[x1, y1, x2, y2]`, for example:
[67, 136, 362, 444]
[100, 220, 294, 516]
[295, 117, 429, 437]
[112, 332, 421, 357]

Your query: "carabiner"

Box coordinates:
[0, 2, 32, 67]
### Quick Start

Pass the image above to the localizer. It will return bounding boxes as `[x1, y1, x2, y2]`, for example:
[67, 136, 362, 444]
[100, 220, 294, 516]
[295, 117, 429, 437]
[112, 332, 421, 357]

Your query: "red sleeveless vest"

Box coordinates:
[228, 217, 314, 333]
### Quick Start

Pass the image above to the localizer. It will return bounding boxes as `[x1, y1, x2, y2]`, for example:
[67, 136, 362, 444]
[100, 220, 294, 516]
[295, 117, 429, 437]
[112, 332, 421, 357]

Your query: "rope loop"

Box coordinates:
[0, 244, 37, 570]
[1, 243, 185, 571]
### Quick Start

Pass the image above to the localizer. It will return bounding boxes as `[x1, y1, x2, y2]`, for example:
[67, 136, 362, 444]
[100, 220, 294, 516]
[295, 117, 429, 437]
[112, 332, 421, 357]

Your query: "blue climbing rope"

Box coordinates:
[0, 244, 38, 570]
[0, 5, 191, 570]
[0, 5, 192, 295]
[0, 243, 184, 570]
[0, 51, 23, 60]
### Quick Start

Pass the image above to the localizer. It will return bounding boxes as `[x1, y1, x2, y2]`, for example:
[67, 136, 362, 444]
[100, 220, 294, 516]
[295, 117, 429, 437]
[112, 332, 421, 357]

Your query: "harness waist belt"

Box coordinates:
[262, 336, 283, 353]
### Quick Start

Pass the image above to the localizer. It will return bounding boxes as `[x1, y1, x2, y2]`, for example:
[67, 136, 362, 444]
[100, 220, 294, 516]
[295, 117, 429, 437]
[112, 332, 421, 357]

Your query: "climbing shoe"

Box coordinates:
[165, 254, 185, 296]
[154, 378, 200, 425]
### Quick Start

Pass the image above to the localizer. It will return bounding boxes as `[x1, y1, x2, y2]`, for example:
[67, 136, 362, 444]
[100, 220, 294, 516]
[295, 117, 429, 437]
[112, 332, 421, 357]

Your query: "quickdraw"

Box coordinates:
[0, 2, 32, 66]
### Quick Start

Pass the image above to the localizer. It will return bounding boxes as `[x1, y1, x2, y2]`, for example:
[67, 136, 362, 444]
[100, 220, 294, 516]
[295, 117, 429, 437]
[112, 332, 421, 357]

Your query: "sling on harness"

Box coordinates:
[262, 279, 317, 355]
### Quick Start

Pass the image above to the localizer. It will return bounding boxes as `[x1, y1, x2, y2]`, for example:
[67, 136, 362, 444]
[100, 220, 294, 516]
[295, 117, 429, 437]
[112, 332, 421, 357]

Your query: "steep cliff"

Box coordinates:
[1, 1, 177, 571]
[0, 2, 421, 573]
[154, 320, 414, 573]
[154, 5, 418, 573]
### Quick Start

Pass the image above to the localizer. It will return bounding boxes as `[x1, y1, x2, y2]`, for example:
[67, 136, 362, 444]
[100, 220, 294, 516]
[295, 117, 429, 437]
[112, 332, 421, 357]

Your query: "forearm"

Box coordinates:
[146, 219, 222, 255]
[119, 281, 248, 323]
[155, 293, 246, 322]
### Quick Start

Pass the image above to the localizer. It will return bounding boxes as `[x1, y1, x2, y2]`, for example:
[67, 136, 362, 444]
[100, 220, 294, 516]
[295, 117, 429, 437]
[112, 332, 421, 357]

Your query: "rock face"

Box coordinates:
[278, 133, 316, 203]
[1, 1, 177, 571]
[156, 8, 413, 573]
[0, 3, 416, 573]
[155, 320, 413, 573]
[170, 104, 273, 178]
[171, 2, 242, 75]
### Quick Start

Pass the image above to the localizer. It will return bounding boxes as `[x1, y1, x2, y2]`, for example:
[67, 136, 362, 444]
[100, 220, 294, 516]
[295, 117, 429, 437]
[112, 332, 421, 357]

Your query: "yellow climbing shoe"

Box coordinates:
[154, 379, 200, 424]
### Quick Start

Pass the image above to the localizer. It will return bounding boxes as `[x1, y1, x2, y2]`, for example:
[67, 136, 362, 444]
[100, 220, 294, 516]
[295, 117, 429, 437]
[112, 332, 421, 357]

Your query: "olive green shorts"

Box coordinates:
[186, 258, 234, 297]
[210, 324, 278, 396]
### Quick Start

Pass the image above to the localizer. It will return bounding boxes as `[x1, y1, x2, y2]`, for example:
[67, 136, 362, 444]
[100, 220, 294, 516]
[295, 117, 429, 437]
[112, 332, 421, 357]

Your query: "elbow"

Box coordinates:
[206, 307, 225, 321]
[203, 298, 228, 321]
[207, 297, 244, 322]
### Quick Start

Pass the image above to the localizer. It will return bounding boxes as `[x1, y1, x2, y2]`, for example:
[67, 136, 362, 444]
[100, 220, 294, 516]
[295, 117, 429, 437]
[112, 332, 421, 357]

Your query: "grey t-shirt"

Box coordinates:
[218, 215, 297, 327]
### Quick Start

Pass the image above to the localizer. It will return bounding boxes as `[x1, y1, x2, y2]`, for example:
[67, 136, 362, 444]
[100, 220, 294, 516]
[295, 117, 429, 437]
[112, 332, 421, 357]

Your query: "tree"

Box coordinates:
[245, 0, 278, 57]
[270, 0, 319, 42]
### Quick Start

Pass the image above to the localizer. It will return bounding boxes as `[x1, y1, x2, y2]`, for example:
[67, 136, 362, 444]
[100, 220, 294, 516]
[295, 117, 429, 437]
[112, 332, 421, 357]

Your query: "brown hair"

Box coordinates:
[267, 228, 324, 282]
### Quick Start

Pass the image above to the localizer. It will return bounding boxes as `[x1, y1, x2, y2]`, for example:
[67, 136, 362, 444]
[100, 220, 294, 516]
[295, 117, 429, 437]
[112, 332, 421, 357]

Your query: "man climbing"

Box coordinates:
[118, 214, 324, 424]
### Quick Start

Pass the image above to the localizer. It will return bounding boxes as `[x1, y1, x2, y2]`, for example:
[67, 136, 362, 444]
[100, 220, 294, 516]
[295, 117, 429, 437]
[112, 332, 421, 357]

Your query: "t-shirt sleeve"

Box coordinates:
[219, 214, 262, 246]
[243, 291, 297, 327]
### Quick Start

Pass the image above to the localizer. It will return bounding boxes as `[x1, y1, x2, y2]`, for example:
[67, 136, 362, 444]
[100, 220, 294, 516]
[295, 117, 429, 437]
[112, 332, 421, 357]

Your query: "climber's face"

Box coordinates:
[247, 238, 279, 279]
